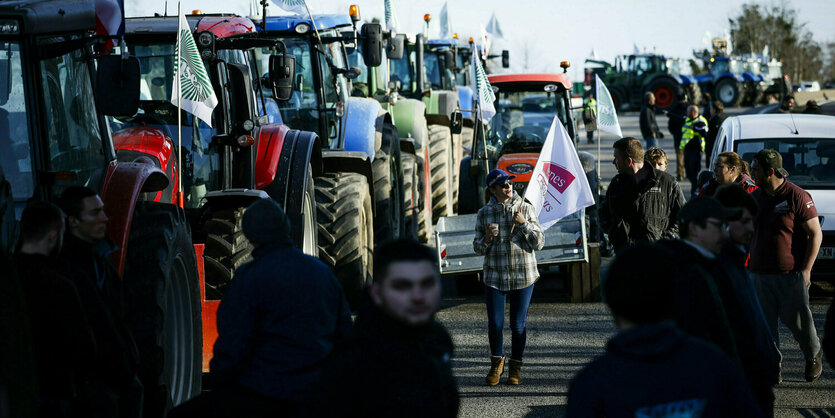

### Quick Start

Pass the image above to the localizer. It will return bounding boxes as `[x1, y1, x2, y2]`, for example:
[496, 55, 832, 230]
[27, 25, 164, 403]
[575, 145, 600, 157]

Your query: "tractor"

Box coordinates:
[0, 0, 205, 413]
[584, 54, 701, 111]
[110, 13, 322, 384]
[255, 9, 401, 305]
[693, 55, 748, 108]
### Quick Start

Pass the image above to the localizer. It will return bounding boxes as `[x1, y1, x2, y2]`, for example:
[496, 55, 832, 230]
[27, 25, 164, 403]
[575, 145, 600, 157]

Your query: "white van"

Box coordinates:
[709, 114, 835, 281]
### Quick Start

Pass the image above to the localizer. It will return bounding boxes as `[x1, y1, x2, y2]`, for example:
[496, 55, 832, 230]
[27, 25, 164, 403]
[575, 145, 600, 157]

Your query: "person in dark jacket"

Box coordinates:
[15, 201, 97, 418]
[307, 239, 459, 418]
[56, 187, 142, 418]
[699, 151, 758, 197]
[171, 199, 352, 418]
[567, 243, 763, 417]
[706, 101, 728, 166]
[803, 100, 823, 114]
[665, 92, 690, 181]
[714, 184, 781, 415]
[663, 198, 741, 363]
[639, 92, 663, 149]
[777, 95, 795, 113]
[600, 137, 686, 252]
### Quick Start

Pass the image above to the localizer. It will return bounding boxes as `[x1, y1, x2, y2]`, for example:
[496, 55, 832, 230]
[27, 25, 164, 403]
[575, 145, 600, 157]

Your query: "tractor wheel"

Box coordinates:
[123, 202, 201, 415]
[647, 79, 680, 111]
[416, 152, 434, 244]
[715, 78, 743, 108]
[372, 145, 404, 242]
[451, 132, 460, 214]
[684, 83, 702, 107]
[428, 124, 453, 223]
[299, 167, 319, 257]
[461, 126, 474, 154]
[315, 172, 374, 308]
[203, 208, 253, 300]
[401, 152, 419, 240]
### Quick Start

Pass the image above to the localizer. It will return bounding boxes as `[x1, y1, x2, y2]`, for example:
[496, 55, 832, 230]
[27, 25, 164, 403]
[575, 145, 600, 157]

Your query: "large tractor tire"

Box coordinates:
[416, 153, 434, 244]
[428, 124, 453, 223]
[715, 78, 743, 108]
[123, 202, 201, 416]
[298, 168, 319, 257]
[461, 126, 474, 153]
[203, 208, 253, 300]
[647, 78, 681, 111]
[315, 172, 374, 308]
[372, 146, 404, 243]
[401, 152, 419, 240]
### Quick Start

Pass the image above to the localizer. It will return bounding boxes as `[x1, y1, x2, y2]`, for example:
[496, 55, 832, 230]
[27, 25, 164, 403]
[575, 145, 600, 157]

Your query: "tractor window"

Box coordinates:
[0, 41, 34, 203]
[629, 56, 652, 77]
[389, 48, 414, 95]
[262, 37, 319, 134]
[40, 44, 106, 191]
[488, 89, 568, 158]
[319, 40, 348, 107]
[712, 60, 729, 75]
[424, 51, 442, 89]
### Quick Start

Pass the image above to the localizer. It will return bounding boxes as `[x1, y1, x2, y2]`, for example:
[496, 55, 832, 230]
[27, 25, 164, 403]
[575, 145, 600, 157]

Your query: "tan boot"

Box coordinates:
[485, 356, 505, 386]
[507, 359, 523, 385]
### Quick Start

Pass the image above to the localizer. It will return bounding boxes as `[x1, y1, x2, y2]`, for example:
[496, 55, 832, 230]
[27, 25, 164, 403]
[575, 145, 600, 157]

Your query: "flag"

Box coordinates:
[250, 0, 263, 20]
[594, 75, 622, 137]
[95, 0, 124, 54]
[439, 2, 452, 39]
[384, 0, 399, 32]
[170, 5, 217, 127]
[524, 117, 596, 231]
[486, 12, 503, 38]
[471, 46, 495, 124]
[271, 0, 307, 15]
[479, 24, 491, 61]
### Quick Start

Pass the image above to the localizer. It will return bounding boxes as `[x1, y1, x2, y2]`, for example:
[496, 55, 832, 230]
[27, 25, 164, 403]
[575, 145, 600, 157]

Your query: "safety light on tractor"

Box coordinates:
[236, 135, 255, 147]
[197, 31, 215, 60]
[0, 20, 19, 34]
[349, 5, 360, 23]
[560, 61, 570, 73]
[191, 9, 202, 15]
[468, 37, 474, 44]
[453, 33, 458, 39]
[424, 14, 431, 23]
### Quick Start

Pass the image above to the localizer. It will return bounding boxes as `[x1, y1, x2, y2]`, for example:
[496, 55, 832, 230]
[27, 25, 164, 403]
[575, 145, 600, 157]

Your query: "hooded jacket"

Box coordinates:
[567, 322, 763, 417]
[306, 295, 459, 418]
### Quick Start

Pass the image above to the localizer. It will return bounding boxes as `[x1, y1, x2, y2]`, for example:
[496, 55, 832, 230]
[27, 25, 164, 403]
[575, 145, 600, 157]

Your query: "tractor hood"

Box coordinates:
[0, 0, 95, 35]
[126, 15, 256, 39]
[259, 14, 351, 33]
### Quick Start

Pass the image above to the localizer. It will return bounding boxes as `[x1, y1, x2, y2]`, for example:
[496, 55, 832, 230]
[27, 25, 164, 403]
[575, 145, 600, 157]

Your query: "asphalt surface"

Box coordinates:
[441, 109, 835, 417]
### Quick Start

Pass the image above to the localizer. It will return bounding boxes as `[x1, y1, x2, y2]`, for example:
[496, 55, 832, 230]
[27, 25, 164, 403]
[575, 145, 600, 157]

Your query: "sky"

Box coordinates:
[127, 0, 835, 82]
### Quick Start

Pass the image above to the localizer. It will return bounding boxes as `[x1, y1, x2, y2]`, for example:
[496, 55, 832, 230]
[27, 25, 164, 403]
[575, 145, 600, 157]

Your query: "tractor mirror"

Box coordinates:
[360, 23, 383, 67]
[444, 50, 455, 70]
[270, 53, 296, 102]
[386, 33, 405, 60]
[345, 67, 362, 80]
[450, 111, 463, 134]
[502, 50, 510, 68]
[96, 55, 140, 116]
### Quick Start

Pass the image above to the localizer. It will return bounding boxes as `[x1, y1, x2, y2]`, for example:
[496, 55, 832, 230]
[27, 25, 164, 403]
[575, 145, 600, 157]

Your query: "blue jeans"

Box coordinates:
[644, 136, 658, 149]
[485, 284, 535, 360]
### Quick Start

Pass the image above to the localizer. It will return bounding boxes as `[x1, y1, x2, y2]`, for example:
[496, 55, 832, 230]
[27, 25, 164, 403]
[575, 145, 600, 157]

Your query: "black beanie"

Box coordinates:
[241, 199, 291, 245]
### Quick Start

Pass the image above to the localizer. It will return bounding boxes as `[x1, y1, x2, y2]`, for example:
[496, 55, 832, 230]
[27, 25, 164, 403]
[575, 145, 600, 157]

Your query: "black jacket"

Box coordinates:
[715, 243, 780, 387]
[639, 105, 662, 139]
[706, 111, 728, 162]
[567, 322, 763, 417]
[307, 296, 459, 418]
[56, 234, 139, 390]
[209, 239, 352, 401]
[663, 239, 738, 362]
[600, 165, 686, 251]
[15, 253, 97, 400]
[666, 100, 689, 138]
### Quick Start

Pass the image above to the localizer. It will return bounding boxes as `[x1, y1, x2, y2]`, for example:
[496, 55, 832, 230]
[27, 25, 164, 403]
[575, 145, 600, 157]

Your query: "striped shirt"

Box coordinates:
[473, 192, 545, 291]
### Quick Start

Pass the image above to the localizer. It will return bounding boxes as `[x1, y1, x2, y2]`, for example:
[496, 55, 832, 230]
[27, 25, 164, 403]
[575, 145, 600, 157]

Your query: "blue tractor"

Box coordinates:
[254, 12, 402, 305]
[694, 55, 747, 108]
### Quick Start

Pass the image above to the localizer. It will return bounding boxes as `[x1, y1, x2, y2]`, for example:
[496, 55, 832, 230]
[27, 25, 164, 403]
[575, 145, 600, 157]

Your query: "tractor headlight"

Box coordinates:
[242, 119, 255, 131]
[507, 163, 534, 175]
[198, 32, 214, 48]
[295, 23, 310, 34]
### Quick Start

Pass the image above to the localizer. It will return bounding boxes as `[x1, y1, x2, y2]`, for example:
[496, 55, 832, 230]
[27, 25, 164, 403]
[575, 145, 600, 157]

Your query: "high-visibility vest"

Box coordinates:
[585, 97, 597, 112]
[680, 115, 708, 151]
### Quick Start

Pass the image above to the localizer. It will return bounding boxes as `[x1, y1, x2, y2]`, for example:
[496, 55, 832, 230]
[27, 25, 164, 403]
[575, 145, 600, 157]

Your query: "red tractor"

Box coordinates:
[0, 0, 206, 414]
[109, 14, 322, 381]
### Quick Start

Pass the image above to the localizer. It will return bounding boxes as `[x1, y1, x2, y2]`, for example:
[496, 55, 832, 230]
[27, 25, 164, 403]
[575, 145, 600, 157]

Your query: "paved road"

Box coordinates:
[441, 110, 835, 417]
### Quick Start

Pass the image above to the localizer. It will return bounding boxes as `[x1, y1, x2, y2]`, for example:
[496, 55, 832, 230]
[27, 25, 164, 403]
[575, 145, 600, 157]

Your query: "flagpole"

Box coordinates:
[176, 1, 183, 207]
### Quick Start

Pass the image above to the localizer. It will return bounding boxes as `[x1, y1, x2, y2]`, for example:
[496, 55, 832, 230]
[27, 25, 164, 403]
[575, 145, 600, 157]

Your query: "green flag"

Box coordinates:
[170, 5, 217, 127]
[471, 44, 495, 124]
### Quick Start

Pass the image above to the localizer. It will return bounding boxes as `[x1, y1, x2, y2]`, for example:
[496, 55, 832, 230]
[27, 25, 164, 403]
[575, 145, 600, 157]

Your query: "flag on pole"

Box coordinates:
[95, 0, 124, 54]
[594, 75, 623, 137]
[479, 24, 491, 61]
[486, 12, 503, 38]
[524, 117, 596, 231]
[271, 0, 307, 15]
[471, 46, 496, 124]
[439, 2, 452, 39]
[384, 0, 399, 32]
[170, 6, 217, 127]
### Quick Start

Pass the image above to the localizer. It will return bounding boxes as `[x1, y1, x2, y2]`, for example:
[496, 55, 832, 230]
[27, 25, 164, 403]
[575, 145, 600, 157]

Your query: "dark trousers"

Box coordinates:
[485, 284, 535, 361]
[750, 383, 775, 417]
[168, 384, 299, 418]
[684, 147, 702, 194]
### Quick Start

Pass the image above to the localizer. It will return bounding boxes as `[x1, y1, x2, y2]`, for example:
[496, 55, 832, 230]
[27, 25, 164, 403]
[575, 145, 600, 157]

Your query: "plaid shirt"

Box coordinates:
[473, 192, 545, 291]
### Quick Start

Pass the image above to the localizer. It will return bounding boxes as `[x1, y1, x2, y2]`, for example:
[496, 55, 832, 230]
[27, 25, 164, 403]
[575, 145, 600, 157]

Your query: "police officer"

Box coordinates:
[583, 93, 597, 144]
[680, 105, 708, 196]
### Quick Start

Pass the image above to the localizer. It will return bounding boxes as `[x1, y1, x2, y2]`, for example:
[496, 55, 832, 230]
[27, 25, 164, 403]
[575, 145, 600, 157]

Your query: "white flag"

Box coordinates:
[384, 0, 399, 32]
[486, 12, 503, 38]
[594, 74, 623, 137]
[170, 5, 217, 127]
[525, 117, 596, 231]
[270, 0, 307, 15]
[439, 2, 451, 39]
[479, 24, 491, 61]
[471, 45, 495, 124]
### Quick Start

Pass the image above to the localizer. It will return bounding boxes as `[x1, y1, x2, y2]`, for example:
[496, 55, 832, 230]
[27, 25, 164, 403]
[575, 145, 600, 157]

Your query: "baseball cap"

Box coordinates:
[486, 169, 516, 188]
[754, 148, 789, 178]
[678, 197, 742, 226]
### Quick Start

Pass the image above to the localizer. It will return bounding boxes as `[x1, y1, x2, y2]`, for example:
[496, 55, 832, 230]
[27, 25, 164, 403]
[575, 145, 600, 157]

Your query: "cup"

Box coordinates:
[488, 223, 499, 237]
